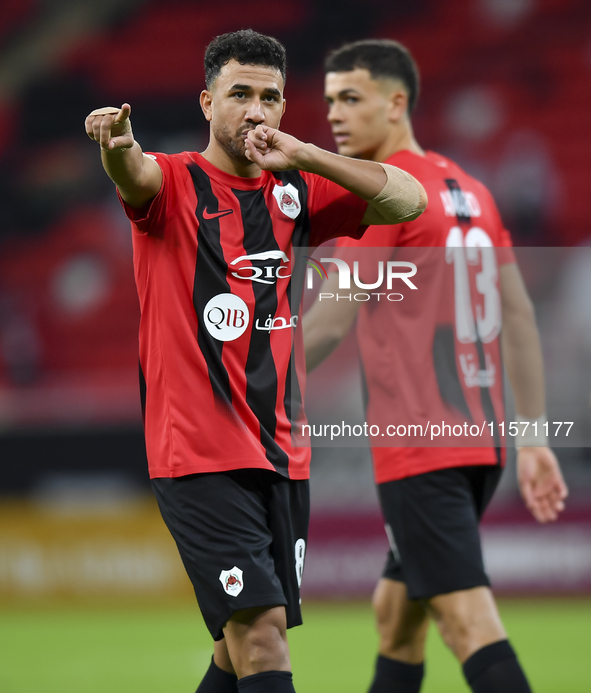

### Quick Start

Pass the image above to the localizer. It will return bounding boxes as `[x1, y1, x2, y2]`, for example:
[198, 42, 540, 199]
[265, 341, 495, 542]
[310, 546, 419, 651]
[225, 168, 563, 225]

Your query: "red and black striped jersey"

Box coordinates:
[119, 151, 368, 480]
[338, 150, 514, 483]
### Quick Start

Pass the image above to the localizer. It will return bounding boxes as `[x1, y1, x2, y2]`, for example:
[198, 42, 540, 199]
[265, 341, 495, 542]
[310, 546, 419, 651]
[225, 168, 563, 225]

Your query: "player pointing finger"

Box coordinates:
[85, 102, 161, 209]
[84, 30, 426, 693]
[85, 103, 134, 151]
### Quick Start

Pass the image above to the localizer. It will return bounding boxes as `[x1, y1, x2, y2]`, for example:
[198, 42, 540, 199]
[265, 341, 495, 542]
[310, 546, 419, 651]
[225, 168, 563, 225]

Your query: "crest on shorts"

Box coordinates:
[272, 183, 301, 220]
[219, 566, 244, 597]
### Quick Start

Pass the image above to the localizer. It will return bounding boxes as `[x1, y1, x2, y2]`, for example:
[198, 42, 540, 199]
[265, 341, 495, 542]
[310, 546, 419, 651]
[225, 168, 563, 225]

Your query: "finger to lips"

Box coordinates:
[253, 126, 267, 143]
[249, 133, 266, 152]
[244, 139, 255, 160]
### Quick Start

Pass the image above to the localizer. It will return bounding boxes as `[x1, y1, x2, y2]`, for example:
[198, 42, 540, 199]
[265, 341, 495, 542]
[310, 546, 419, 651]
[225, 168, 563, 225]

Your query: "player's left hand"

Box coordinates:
[517, 447, 568, 523]
[244, 124, 303, 170]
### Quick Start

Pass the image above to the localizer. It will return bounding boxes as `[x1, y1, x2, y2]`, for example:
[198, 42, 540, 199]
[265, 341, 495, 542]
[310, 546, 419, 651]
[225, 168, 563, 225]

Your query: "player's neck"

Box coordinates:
[201, 140, 262, 179]
[372, 124, 424, 163]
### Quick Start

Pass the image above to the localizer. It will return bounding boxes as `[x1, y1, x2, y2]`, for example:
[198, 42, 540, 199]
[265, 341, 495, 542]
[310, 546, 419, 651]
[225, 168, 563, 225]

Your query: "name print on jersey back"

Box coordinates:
[440, 188, 481, 219]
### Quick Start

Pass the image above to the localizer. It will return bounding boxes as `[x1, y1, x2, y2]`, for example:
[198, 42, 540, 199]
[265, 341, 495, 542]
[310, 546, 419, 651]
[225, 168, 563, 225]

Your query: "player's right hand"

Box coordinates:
[244, 124, 302, 171]
[85, 103, 134, 152]
[517, 446, 568, 523]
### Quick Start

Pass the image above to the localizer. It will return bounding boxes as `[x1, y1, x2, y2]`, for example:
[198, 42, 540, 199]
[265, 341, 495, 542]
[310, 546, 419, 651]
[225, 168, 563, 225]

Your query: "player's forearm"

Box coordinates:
[101, 141, 146, 191]
[101, 142, 162, 208]
[502, 309, 546, 418]
[298, 143, 386, 196]
[302, 274, 359, 371]
[303, 315, 346, 372]
[296, 144, 426, 224]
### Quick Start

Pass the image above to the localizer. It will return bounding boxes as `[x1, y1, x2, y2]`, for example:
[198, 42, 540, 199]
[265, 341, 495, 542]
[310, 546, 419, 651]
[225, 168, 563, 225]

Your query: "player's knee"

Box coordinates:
[374, 604, 406, 647]
[380, 624, 424, 656]
[373, 597, 427, 658]
[242, 620, 289, 671]
[374, 598, 403, 649]
[435, 610, 469, 654]
[227, 607, 290, 674]
[435, 607, 499, 659]
[373, 593, 391, 632]
[372, 580, 400, 627]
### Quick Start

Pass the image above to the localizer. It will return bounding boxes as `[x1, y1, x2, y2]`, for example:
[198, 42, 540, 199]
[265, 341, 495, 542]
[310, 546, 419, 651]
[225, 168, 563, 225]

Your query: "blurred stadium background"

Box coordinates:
[0, 0, 590, 691]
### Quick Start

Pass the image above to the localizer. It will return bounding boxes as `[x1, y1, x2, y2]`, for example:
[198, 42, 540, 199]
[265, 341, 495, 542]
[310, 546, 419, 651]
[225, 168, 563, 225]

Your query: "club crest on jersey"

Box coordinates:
[219, 566, 244, 597]
[273, 183, 301, 220]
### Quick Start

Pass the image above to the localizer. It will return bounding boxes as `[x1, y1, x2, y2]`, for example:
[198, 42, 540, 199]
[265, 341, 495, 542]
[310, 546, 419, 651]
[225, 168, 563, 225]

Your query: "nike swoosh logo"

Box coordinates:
[203, 208, 233, 220]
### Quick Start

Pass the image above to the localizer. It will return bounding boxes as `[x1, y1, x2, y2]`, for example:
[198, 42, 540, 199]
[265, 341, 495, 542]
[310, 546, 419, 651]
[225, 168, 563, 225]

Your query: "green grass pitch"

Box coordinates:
[0, 599, 589, 692]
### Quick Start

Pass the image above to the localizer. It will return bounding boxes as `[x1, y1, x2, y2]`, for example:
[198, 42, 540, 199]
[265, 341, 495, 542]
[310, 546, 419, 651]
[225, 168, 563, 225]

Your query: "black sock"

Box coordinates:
[196, 657, 238, 693]
[237, 671, 295, 693]
[368, 655, 425, 693]
[463, 640, 532, 693]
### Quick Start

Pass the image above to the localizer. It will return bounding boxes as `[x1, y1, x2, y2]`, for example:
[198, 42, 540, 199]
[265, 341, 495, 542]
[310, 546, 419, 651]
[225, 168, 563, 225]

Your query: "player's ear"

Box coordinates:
[388, 89, 408, 123]
[200, 90, 213, 122]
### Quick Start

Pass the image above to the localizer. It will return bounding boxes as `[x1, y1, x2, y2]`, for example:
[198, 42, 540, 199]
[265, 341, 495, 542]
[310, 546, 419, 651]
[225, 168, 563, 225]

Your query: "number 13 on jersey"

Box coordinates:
[446, 226, 501, 344]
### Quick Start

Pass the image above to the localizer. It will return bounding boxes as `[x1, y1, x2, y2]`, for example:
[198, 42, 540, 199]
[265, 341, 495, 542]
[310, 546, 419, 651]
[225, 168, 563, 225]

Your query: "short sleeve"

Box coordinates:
[301, 172, 369, 246]
[117, 152, 185, 235]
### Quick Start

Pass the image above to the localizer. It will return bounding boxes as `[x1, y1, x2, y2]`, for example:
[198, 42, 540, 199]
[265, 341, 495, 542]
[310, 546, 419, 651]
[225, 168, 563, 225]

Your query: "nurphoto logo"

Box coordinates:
[304, 256, 418, 302]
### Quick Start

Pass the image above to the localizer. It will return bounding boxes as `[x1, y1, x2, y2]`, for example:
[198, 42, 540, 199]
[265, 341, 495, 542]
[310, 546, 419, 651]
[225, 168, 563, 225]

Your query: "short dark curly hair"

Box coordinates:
[325, 39, 420, 113]
[204, 29, 287, 89]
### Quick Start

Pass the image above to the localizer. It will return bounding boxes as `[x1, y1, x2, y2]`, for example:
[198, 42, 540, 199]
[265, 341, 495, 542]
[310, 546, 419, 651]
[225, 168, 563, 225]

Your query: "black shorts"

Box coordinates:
[152, 469, 309, 641]
[379, 464, 502, 601]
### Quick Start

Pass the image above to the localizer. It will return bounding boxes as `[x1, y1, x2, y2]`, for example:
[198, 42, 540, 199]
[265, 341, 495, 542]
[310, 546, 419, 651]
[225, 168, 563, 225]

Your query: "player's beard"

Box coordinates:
[213, 122, 254, 163]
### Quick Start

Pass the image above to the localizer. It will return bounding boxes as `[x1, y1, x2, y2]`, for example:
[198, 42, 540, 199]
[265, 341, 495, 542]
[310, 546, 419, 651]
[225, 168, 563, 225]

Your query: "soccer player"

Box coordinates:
[303, 40, 567, 693]
[85, 30, 425, 693]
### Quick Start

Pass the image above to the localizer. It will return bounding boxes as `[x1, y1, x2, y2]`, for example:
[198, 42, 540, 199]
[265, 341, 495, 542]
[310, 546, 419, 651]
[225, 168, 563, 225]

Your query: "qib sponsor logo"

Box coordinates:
[203, 293, 249, 342]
